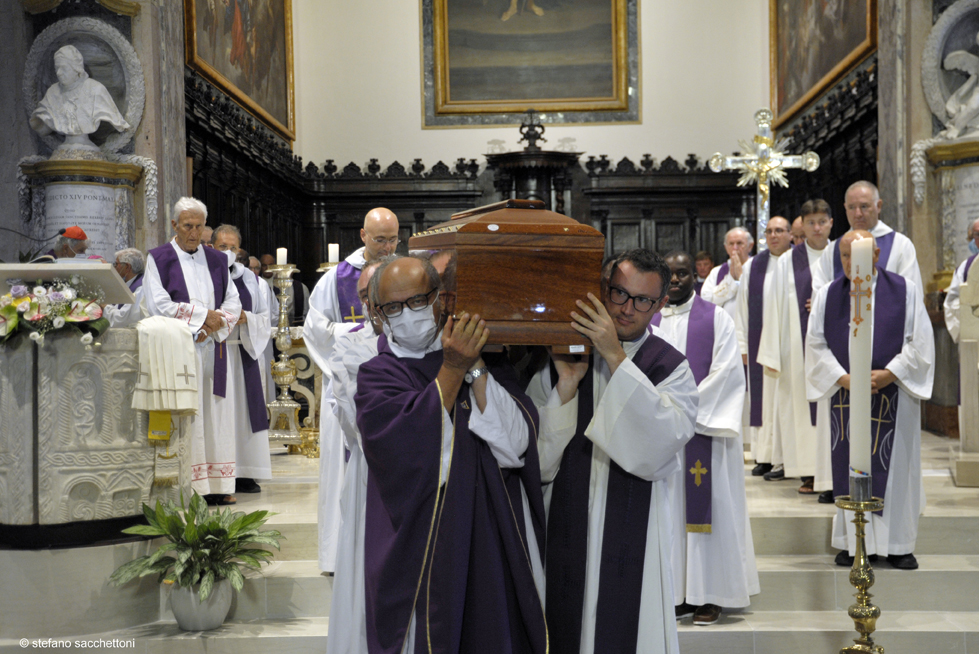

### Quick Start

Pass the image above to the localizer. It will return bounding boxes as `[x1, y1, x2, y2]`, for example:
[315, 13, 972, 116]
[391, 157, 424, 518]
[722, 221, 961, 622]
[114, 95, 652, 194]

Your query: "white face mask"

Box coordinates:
[383, 305, 439, 352]
[225, 249, 237, 268]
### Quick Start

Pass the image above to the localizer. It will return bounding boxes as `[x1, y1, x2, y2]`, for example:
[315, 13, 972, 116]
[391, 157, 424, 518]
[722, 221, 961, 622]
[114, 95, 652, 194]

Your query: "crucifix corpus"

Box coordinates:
[709, 108, 820, 250]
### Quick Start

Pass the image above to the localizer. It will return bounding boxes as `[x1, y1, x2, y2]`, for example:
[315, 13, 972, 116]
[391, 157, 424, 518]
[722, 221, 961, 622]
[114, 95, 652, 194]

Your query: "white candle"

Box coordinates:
[849, 237, 874, 477]
[328, 243, 339, 263]
[276, 248, 287, 265]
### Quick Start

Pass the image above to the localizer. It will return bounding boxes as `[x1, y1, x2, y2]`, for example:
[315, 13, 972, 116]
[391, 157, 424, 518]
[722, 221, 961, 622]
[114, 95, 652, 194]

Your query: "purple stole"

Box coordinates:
[117, 274, 144, 309]
[716, 261, 730, 284]
[694, 279, 704, 295]
[832, 231, 896, 280]
[746, 250, 772, 426]
[824, 268, 906, 507]
[545, 335, 687, 654]
[148, 243, 230, 397]
[232, 274, 270, 434]
[651, 296, 716, 532]
[335, 261, 365, 325]
[964, 253, 978, 282]
[792, 244, 818, 425]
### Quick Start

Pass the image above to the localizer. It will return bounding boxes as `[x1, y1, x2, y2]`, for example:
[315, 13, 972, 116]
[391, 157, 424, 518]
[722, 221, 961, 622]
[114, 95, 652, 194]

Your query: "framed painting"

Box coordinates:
[770, 0, 877, 129]
[184, 0, 295, 142]
[423, 0, 639, 127]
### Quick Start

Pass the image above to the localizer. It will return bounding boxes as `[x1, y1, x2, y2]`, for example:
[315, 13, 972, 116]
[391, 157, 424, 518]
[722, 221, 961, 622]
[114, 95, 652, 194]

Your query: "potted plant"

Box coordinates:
[109, 491, 281, 631]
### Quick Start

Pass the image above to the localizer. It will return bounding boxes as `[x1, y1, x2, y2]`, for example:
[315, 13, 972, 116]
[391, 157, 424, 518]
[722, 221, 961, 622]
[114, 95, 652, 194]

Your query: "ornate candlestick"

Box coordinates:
[835, 476, 885, 654]
[266, 263, 303, 447]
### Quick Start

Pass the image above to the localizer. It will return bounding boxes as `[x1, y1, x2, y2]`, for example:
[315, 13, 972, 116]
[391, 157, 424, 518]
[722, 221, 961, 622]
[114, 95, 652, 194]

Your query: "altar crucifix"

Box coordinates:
[709, 108, 820, 249]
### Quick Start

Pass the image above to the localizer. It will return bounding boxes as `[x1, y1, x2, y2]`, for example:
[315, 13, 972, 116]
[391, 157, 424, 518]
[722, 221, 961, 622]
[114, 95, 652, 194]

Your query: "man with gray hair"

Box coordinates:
[103, 247, 146, 328]
[45, 225, 90, 259]
[701, 226, 753, 323]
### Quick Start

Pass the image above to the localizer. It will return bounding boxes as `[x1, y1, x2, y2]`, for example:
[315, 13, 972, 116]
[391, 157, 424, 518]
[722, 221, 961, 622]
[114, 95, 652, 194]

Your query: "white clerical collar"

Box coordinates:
[348, 246, 368, 269]
[230, 262, 245, 280]
[870, 221, 893, 237]
[622, 329, 648, 358]
[805, 240, 827, 255]
[662, 293, 695, 317]
[387, 329, 445, 359]
[170, 239, 202, 258]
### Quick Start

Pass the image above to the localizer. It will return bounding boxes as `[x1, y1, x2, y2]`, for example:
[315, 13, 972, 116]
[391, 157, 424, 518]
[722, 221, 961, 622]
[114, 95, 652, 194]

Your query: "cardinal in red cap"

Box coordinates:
[49, 225, 90, 259]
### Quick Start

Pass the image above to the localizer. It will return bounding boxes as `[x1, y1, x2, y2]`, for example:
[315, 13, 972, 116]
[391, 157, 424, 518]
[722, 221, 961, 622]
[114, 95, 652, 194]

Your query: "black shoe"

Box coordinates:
[675, 602, 696, 619]
[835, 551, 878, 567]
[751, 463, 773, 476]
[887, 553, 919, 570]
[203, 494, 236, 506]
[818, 490, 835, 504]
[763, 465, 785, 481]
[236, 478, 262, 493]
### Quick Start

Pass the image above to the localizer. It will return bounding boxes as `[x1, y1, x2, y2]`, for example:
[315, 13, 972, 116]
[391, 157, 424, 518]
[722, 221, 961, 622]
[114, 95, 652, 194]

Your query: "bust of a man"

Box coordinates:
[29, 45, 130, 150]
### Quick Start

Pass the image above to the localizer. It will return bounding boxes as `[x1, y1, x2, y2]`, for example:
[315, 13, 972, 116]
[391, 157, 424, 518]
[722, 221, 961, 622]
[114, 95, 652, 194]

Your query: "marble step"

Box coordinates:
[5, 611, 978, 654]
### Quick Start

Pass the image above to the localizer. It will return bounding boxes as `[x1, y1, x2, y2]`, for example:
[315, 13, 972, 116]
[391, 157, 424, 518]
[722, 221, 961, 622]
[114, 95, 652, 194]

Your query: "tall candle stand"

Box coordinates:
[266, 263, 303, 447]
[835, 476, 885, 654]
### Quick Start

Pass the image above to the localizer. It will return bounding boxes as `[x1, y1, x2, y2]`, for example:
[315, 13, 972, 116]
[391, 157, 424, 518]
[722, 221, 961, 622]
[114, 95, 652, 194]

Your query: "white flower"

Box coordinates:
[33, 286, 47, 297]
[80, 333, 93, 345]
[29, 331, 40, 341]
[0, 296, 9, 308]
[62, 288, 76, 301]
[52, 316, 65, 329]
[70, 275, 81, 285]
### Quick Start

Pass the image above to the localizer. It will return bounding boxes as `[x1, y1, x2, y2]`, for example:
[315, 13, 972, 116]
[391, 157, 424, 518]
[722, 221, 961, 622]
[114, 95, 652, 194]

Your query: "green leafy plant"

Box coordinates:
[109, 492, 282, 601]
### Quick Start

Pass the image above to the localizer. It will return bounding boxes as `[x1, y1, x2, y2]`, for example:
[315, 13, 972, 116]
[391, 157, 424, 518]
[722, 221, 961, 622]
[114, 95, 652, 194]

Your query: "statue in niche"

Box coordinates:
[29, 45, 130, 152]
[942, 31, 979, 140]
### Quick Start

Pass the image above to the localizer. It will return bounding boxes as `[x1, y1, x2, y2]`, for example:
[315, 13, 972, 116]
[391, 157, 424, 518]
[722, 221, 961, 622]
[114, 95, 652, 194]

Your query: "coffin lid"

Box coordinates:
[409, 199, 602, 242]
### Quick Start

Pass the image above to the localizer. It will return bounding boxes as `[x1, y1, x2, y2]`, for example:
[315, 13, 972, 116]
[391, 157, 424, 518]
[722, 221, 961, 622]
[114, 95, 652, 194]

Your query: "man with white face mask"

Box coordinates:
[354, 255, 547, 654]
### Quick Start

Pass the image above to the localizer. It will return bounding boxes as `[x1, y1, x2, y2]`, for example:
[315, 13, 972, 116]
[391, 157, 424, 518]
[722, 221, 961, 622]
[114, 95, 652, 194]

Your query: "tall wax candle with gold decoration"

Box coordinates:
[849, 236, 874, 478]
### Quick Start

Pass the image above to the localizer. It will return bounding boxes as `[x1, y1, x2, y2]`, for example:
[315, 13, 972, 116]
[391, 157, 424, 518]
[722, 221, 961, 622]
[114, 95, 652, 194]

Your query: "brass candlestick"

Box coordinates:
[835, 475, 885, 654]
[266, 263, 303, 447]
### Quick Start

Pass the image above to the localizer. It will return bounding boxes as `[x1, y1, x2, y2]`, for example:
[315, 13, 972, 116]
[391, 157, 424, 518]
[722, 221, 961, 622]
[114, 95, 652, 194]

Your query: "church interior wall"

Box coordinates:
[291, 0, 771, 172]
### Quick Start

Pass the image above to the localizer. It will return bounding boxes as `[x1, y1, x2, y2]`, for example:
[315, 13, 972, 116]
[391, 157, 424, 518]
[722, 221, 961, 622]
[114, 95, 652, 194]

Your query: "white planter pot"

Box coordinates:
[169, 578, 233, 631]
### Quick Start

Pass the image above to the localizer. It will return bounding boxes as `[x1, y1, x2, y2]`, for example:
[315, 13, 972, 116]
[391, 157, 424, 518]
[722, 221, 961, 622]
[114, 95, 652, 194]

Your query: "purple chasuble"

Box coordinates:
[651, 295, 716, 532]
[335, 261, 365, 325]
[832, 231, 896, 280]
[824, 268, 906, 509]
[792, 243, 818, 425]
[117, 274, 144, 309]
[232, 274, 271, 434]
[148, 243, 230, 397]
[746, 250, 772, 426]
[545, 335, 687, 654]
[355, 338, 547, 654]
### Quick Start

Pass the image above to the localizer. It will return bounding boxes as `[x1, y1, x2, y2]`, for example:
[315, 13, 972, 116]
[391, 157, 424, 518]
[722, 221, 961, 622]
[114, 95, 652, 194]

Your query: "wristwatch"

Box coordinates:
[464, 366, 489, 384]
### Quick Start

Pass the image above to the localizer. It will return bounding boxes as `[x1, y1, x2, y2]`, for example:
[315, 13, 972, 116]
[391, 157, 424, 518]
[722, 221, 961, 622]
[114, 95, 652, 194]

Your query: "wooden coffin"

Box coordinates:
[408, 199, 605, 348]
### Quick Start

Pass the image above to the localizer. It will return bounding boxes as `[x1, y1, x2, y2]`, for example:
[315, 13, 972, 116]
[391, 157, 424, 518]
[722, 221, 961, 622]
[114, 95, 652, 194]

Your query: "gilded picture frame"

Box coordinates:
[770, 0, 877, 129]
[424, 0, 639, 127]
[184, 0, 295, 142]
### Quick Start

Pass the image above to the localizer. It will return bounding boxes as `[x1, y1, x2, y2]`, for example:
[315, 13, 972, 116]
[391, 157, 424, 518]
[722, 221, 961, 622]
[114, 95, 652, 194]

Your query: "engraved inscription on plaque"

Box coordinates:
[45, 184, 117, 259]
[955, 165, 979, 264]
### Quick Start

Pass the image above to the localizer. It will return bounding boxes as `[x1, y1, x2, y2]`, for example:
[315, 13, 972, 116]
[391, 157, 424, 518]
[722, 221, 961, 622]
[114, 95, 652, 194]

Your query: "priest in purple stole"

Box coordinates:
[700, 226, 753, 323]
[104, 247, 146, 328]
[652, 252, 758, 626]
[354, 256, 547, 654]
[306, 207, 399, 572]
[527, 249, 698, 654]
[943, 217, 979, 344]
[143, 197, 242, 504]
[806, 230, 934, 570]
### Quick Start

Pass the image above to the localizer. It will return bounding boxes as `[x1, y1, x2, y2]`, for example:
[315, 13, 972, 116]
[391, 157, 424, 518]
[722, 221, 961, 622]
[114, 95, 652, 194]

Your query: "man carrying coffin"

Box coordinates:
[213, 225, 273, 493]
[757, 202, 834, 495]
[652, 252, 758, 626]
[527, 248, 698, 654]
[354, 256, 547, 654]
[700, 226, 753, 322]
[144, 197, 242, 505]
[736, 216, 793, 479]
[811, 181, 924, 293]
[806, 231, 934, 569]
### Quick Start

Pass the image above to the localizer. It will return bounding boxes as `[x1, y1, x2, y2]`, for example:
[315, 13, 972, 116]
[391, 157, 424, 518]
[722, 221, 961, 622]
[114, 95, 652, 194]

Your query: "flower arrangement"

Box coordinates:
[0, 275, 108, 347]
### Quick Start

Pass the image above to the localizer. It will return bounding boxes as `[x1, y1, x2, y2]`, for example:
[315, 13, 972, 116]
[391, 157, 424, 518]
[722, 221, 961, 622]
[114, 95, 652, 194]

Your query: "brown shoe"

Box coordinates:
[692, 603, 721, 625]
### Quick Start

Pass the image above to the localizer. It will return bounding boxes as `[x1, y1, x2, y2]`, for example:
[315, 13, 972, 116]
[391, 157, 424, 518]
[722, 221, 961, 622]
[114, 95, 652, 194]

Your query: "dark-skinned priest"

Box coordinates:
[527, 248, 699, 654]
[806, 230, 934, 570]
[354, 255, 547, 654]
[651, 251, 758, 626]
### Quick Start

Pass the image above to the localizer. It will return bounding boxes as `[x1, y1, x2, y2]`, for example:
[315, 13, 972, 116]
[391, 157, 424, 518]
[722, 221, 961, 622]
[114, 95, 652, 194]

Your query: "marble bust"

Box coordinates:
[29, 44, 130, 151]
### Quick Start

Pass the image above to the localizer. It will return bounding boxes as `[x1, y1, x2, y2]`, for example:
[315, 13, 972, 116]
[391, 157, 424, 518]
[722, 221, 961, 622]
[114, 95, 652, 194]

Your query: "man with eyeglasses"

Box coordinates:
[305, 207, 399, 571]
[527, 248, 698, 654]
[701, 226, 753, 323]
[736, 216, 792, 479]
[811, 181, 923, 294]
[354, 255, 547, 654]
[102, 248, 147, 328]
[758, 201, 834, 498]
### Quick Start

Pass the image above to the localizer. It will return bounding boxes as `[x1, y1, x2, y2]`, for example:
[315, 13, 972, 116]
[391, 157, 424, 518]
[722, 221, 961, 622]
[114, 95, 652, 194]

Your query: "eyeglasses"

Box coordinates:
[369, 236, 400, 246]
[378, 287, 438, 317]
[608, 285, 656, 312]
[764, 227, 788, 236]
[844, 203, 875, 213]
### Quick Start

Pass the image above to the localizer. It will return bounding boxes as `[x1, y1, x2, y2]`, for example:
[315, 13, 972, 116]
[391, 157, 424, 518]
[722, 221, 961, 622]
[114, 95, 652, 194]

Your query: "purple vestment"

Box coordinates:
[791, 243, 818, 425]
[964, 253, 978, 281]
[232, 274, 270, 434]
[746, 249, 772, 426]
[716, 261, 730, 284]
[824, 268, 906, 508]
[545, 335, 687, 654]
[116, 273, 143, 309]
[832, 231, 896, 280]
[335, 260, 365, 325]
[355, 338, 547, 654]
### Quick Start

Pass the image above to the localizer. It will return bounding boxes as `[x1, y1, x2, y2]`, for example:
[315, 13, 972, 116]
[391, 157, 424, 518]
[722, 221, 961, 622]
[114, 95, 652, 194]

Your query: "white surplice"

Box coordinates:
[943, 255, 978, 344]
[811, 221, 923, 294]
[806, 275, 935, 555]
[652, 297, 759, 609]
[700, 257, 751, 324]
[757, 242, 827, 479]
[103, 274, 146, 328]
[228, 264, 273, 479]
[527, 333, 698, 654]
[735, 251, 782, 464]
[144, 240, 242, 495]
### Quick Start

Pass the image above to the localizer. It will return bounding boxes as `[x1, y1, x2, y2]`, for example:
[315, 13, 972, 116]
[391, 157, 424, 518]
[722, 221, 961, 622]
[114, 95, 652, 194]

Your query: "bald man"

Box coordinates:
[791, 217, 805, 247]
[806, 231, 933, 569]
[304, 207, 399, 571]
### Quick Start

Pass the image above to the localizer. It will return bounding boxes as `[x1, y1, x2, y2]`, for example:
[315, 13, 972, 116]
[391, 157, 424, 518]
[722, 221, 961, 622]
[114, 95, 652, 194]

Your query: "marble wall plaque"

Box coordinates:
[0, 338, 36, 526]
[954, 164, 979, 264]
[45, 183, 118, 259]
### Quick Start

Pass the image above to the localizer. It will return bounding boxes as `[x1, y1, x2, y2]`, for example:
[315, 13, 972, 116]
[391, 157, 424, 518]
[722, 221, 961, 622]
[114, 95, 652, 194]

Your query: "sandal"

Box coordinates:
[797, 477, 815, 494]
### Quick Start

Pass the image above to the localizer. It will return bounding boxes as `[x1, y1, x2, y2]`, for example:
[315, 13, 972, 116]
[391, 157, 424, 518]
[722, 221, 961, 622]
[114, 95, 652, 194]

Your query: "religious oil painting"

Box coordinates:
[770, 0, 877, 129]
[185, 0, 295, 141]
[425, 0, 638, 126]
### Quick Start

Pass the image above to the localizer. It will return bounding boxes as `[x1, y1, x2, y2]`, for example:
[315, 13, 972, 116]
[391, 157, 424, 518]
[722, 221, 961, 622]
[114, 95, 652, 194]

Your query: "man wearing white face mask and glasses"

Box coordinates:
[354, 255, 547, 654]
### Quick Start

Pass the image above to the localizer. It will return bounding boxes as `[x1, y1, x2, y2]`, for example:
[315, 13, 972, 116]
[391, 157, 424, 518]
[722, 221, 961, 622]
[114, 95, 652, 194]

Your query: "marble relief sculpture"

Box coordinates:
[941, 31, 979, 140]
